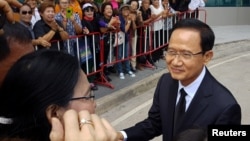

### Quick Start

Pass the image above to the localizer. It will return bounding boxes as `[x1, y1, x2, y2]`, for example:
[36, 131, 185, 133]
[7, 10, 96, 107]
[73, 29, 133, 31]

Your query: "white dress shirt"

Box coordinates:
[177, 66, 206, 111]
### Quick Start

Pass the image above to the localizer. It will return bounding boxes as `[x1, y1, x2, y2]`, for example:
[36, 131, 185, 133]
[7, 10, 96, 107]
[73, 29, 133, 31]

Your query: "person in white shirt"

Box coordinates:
[188, 0, 206, 18]
[188, 0, 205, 11]
[150, 0, 167, 62]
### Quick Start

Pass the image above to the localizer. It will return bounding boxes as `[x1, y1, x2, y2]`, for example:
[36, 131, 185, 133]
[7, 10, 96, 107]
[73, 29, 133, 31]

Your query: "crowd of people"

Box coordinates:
[1, 0, 206, 91]
[0, 0, 242, 141]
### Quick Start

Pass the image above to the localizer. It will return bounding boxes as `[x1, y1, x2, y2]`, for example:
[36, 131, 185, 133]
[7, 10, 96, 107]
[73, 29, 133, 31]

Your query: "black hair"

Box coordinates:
[0, 35, 9, 60]
[100, 2, 113, 16]
[0, 22, 32, 61]
[127, 0, 140, 9]
[0, 50, 80, 141]
[20, 3, 32, 11]
[170, 18, 215, 53]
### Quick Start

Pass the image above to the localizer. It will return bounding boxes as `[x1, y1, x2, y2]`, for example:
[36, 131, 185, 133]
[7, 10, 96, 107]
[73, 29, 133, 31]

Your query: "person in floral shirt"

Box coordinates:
[55, 0, 86, 56]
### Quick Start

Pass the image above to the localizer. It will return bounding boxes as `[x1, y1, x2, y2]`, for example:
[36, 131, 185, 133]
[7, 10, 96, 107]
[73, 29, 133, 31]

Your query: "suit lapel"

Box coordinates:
[158, 74, 179, 141]
[165, 79, 179, 139]
[182, 69, 213, 125]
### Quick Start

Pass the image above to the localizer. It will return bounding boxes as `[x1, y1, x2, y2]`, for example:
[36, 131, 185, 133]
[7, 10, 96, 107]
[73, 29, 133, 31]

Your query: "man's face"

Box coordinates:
[166, 28, 212, 86]
[19, 5, 32, 24]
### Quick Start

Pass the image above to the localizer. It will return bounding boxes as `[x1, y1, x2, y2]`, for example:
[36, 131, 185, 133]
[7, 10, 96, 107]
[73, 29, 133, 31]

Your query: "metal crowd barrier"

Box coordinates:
[40, 9, 206, 89]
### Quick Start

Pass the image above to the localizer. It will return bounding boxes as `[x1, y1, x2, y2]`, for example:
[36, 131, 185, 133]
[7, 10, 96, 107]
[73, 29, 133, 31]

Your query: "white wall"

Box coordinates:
[201, 7, 250, 26]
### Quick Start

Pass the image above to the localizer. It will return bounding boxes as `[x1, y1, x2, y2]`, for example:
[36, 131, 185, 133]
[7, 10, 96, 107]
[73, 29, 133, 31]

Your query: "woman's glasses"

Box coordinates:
[21, 11, 32, 15]
[70, 90, 95, 101]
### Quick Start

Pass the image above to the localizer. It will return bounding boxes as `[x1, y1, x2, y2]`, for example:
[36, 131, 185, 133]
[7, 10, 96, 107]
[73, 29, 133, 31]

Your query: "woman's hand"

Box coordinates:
[37, 37, 51, 47]
[0, 0, 15, 23]
[50, 110, 119, 141]
[5, 0, 22, 8]
[82, 27, 89, 34]
[48, 20, 60, 31]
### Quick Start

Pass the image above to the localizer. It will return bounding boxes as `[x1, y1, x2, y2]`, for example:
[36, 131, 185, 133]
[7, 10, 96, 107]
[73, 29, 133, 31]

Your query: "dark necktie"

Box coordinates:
[174, 88, 187, 133]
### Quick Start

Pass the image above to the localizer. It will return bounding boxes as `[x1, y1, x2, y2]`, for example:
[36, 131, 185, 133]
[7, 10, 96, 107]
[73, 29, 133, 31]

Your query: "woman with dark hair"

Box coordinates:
[33, 2, 69, 50]
[0, 50, 96, 140]
[99, 2, 120, 34]
[103, 0, 121, 16]
[98, 2, 120, 81]
[136, 0, 155, 67]
[127, 0, 143, 72]
[81, 3, 101, 90]
[115, 4, 136, 79]
[0, 2, 118, 140]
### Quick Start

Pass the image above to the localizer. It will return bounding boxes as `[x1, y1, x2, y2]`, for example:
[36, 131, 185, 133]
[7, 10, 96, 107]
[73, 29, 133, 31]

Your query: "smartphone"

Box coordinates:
[66, 7, 73, 19]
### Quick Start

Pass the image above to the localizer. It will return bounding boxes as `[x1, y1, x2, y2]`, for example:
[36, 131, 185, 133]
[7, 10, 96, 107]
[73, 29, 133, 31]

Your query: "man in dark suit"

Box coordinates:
[116, 18, 241, 141]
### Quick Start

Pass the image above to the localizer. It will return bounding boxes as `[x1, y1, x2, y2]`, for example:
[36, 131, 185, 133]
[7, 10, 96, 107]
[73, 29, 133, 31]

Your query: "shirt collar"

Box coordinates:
[178, 66, 206, 98]
[19, 21, 32, 29]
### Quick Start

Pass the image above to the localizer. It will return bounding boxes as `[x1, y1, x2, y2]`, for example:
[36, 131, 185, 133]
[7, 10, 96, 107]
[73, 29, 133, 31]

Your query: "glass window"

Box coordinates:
[205, 0, 250, 7]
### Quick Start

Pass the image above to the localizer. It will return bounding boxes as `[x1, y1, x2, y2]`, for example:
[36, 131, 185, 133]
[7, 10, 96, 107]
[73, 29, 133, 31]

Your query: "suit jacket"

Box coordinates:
[124, 68, 241, 141]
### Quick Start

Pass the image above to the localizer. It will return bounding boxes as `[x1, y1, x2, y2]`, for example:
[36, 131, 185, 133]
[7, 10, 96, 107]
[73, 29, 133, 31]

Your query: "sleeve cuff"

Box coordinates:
[120, 131, 128, 141]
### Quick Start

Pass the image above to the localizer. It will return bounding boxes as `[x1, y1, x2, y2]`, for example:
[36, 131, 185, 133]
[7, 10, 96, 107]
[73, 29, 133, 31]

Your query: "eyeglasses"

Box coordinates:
[70, 90, 95, 101]
[21, 11, 32, 15]
[166, 49, 204, 60]
[84, 7, 94, 12]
